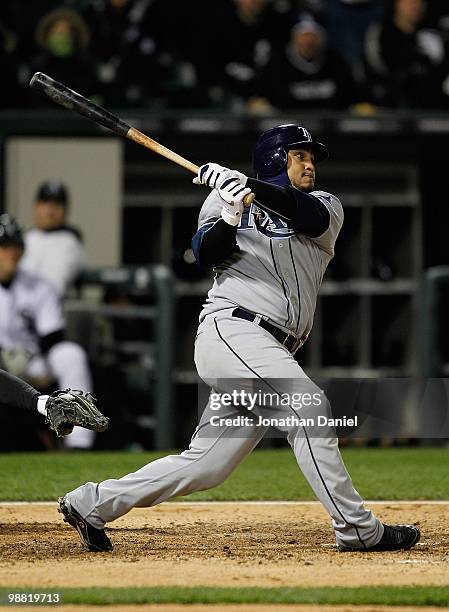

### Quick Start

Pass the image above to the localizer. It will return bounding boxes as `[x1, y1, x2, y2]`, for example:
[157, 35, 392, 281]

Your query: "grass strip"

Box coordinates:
[1, 586, 449, 606]
[1, 448, 449, 501]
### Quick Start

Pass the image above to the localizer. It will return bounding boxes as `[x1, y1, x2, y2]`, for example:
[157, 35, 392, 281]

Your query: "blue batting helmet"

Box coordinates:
[253, 124, 328, 179]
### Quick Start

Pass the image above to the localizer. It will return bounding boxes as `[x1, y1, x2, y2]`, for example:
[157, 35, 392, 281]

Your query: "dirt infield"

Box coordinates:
[0, 502, 448, 590]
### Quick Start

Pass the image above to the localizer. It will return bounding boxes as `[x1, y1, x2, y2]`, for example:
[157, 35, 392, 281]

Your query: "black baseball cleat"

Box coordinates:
[338, 524, 420, 552]
[58, 496, 113, 552]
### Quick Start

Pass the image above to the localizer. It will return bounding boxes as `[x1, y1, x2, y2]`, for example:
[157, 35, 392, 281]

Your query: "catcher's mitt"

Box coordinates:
[45, 389, 109, 437]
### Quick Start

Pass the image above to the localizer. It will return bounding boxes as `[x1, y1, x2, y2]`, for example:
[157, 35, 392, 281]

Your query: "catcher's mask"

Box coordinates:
[253, 124, 328, 179]
[0, 214, 25, 249]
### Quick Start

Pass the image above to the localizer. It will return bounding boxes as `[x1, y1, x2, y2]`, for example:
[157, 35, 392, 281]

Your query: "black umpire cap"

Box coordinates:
[36, 180, 69, 206]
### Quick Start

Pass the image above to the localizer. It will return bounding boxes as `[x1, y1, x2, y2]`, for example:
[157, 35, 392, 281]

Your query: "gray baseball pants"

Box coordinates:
[66, 310, 383, 548]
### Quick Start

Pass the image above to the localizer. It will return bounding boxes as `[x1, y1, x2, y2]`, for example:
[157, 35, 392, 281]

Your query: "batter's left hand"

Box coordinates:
[193, 163, 247, 189]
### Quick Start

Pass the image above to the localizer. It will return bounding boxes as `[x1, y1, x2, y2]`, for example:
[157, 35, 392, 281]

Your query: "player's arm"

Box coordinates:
[192, 219, 238, 267]
[0, 367, 58, 425]
[0, 368, 107, 438]
[0, 368, 41, 414]
[246, 178, 330, 237]
[192, 166, 251, 267]
[193, 163, 330, 238]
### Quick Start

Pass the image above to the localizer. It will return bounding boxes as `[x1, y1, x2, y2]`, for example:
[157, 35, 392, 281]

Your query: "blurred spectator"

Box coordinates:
[20, 181, 86, 298]
[191, 0, 295, 109]
[27, 7, 98, 106]
[81, 0, 196, 108]
[0, 16, 22, 108]
[2, 1, 79, 60]
[426, 1, 449, 36]
[252, 15, 358, 110]
[0, 214, 94, 449]
[326, 1, 384, 67]
[363, 0, 448, 109]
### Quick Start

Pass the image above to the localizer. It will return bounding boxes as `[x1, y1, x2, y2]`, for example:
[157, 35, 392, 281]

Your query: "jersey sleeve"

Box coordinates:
[193, 191, 238, 265]
[307, 191, 344, 256]
[197, 191, 223, 230]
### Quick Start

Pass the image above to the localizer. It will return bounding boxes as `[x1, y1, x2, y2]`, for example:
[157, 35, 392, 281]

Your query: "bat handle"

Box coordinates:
[126, 129, 255, 207]
[242, 193, 255, 207]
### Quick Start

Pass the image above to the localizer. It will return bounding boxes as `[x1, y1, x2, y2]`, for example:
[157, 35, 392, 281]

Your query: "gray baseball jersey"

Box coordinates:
[197, 190, 343, 342]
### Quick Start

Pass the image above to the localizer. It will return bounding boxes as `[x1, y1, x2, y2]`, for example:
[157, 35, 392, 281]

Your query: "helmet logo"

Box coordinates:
[299, 127, 312, 141]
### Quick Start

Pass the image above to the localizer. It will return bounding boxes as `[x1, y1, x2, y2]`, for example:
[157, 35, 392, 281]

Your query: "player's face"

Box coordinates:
[0, 245, 23, 281]
[287, 148, 316, 191]
[35, 200, 66, 230]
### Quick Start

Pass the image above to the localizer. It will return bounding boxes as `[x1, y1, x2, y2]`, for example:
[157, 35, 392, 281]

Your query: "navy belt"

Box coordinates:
[232, 307, 302, 353]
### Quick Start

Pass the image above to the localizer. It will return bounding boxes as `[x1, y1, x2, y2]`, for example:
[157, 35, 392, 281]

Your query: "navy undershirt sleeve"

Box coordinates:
[247, 178, 330, 237]
[192, 220, 237, 267]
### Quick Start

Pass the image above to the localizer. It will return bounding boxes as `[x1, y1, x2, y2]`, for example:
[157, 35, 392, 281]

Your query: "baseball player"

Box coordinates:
[58, 124, 420, 553]
[20, 181, 86, 297]
[0, 214, 93, 449]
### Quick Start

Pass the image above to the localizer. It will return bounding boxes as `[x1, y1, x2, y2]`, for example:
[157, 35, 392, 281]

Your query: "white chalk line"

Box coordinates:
[1, 500, 449, 506]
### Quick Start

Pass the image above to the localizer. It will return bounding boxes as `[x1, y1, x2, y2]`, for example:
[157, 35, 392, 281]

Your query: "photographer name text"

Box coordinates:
[210, 415, 358, 427]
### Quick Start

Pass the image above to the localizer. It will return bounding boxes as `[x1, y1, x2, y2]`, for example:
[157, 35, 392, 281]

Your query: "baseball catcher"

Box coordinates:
[0, 367, 108, 438]
[0, 213, 96, 449]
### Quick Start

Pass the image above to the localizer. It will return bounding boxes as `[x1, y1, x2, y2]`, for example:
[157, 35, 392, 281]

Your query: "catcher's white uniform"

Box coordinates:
[0, 269, 93, 448]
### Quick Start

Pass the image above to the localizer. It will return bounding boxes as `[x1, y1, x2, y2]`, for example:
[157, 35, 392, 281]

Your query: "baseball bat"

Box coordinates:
[29, 72, 254, 206]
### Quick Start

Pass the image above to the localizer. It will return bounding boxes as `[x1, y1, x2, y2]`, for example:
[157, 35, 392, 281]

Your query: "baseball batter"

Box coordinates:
[59, 124, 419, 553]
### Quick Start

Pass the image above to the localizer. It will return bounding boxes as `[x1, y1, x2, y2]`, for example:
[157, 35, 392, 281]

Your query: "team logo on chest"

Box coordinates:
[239, 204, 295, 239]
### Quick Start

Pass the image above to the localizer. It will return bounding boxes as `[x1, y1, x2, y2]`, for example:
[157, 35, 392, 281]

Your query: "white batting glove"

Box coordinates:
[217, 171, 252, 226]
[193, 163, 229, 188]
[193, 163, 248, 189]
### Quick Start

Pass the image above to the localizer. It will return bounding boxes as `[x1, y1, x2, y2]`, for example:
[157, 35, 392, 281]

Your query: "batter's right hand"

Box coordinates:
[193, 163, 229, 188]
[217, 171, 252, 226]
